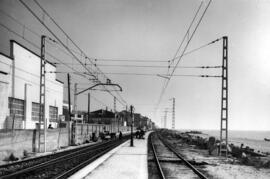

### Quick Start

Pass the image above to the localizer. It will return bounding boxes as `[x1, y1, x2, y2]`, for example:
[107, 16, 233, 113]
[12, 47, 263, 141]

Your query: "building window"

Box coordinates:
[49, 106, 58, 122]
[8, 97, 25, 120]
[32, 102, 43, 121]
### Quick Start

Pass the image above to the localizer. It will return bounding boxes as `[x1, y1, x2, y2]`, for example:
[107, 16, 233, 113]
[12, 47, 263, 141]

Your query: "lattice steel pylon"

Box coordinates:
[114, 96, 116, 112]
[39, 35, 46, 152]
[219, 36, 228, 157]
[172, 98, 175, 129]
[164, 109, 168, 128]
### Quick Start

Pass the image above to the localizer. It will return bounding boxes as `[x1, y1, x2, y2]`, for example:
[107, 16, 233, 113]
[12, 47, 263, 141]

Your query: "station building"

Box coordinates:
[0, 40, 63, 129]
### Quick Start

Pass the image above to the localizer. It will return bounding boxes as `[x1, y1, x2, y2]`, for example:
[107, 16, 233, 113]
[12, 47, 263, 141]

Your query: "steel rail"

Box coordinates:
[158, 134, 208, 179]
[149, 133, 166, 179]
[1, 141, 115, 178]
[54, 142, 121, 179]
[0, 140, 112, 175]
[1, 137, 129, 179]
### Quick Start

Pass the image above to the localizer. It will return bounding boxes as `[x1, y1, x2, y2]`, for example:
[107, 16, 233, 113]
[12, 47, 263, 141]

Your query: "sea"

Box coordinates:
[181, 130, 270, 153]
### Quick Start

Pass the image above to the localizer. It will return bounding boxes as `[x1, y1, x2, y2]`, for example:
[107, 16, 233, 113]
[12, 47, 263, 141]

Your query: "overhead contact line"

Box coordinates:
[32, 0, 127, 106]
[19, 0, 127, 106]
[156, 0, 213, 111]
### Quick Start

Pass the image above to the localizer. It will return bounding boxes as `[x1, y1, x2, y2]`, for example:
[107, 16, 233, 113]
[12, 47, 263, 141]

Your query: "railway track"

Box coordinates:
[0, 136, 129, 179]
[149, 132, 207, 179]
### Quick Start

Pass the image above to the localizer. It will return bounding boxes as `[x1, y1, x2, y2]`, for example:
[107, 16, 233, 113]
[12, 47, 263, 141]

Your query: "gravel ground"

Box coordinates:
[148, 133, 204, 179]
[162, 129, 270, 179]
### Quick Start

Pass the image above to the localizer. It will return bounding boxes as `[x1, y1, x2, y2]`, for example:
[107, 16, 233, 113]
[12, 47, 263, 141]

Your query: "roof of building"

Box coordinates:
[0, 52, 13, 60]
[134, 113, 141, 118]
[10, 40, 57, 67]
[91, 109, 115, 118]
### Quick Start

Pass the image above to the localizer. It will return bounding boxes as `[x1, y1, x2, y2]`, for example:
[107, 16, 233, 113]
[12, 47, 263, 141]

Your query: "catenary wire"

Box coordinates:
[52, 63, 222, 69]
[157, 0, 213, 111]
[0, 60, 63, 85]
[65, 87, 111, 110]
[18, 0, 126, 107]
[0, 8, 222, 69]
[0, 22, 89, 81]
[31, 0, 127, 106]
[168, 0, 204, 68]
[0, 6, 126, 106]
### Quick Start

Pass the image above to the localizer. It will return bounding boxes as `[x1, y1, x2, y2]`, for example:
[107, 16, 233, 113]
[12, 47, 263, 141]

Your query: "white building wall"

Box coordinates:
[0, 41, 63, 129]
[11, 41, 63, 129]
[0, 54, 12, 129]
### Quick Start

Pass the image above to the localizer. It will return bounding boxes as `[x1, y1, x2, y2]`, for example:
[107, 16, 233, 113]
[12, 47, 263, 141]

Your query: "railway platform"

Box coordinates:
[69, 131, 151, 179]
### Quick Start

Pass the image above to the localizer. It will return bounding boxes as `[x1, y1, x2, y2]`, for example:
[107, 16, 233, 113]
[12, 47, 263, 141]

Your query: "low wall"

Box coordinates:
[73, 123, 130, 145]
[0, 128, 69, 161]
[0, 130, 33, 161]
[43, 128, 69, 152]
[0, 123, 132, 162]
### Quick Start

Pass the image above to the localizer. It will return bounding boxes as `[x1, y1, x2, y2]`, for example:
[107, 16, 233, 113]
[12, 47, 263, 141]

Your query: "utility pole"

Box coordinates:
[125, 105, 128, 127]
[39, 35, 46, 153]
[170, 98, 175, 129]
[87, 93, 90, 123]
[130, 105, 134, 147]
[67, 73, 71, 145]
[220, 36, 228, 157]
[74, 82, 122, 133]
[73, 83, 77, 113]
[114, 97, 117, 132]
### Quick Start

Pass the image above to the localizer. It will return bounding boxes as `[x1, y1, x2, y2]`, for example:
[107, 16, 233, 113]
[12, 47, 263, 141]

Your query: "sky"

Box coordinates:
[0, 0, 270, 130]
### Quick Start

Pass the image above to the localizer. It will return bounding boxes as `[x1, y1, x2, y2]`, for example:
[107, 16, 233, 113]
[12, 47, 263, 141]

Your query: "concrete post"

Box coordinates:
[74, 83, 77, 113]
[130, 105, 134, 147]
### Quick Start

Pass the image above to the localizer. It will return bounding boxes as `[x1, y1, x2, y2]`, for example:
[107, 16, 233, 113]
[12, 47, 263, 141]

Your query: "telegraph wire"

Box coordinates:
[0, 9, 40, 38]
[1, 0, 216, 110]
[0, 22, 89, 81]
[0, 7, 102, 75]
[100, 64, 221, 68]
[0, 8, 73, 58]
[52, 63, 222, 69]
[14, 75, 63, 94]
[0, 7, 221, 69]
[96, 64, 222, 69]
[1, 2, 218, 69]
[67, 72, 221, 78]
[0, 60, 63, 85]
[94, 59, 169, 63]
[3, 1, 126, 107]
[157, 0, 213, 111]
[51, 37, 223, 66]
[66, 83, 115, 110]
[65, 87, 111, 110]
[169, 0, 204, 67]
[157, 0, 207, 115]
[19, 0, 97, 79]
[32, 0, 127, 106]
[46, 70, 221, 77]
[20, 0, 127, 107]
[169, 0, 213, 78]
[0, 11, 95, 82]
[0, 22, 100, 103]
[171, 37, 223, 62]
[66, 37, 222, 66]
